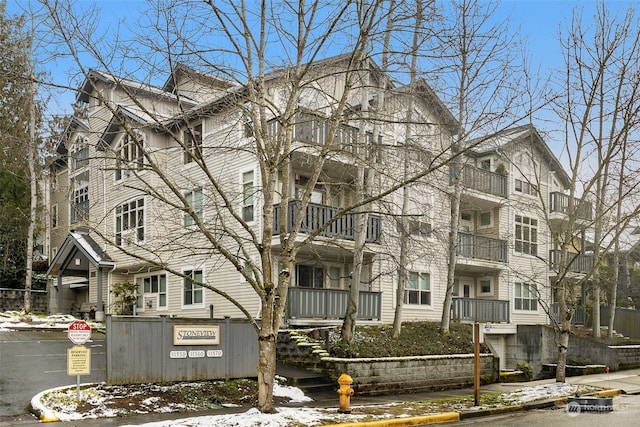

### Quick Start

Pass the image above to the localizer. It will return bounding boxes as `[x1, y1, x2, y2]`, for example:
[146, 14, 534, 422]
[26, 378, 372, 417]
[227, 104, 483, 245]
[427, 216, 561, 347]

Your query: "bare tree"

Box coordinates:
[37, 0, 461, 412]
[429, 0, 531, 333]
[551, 1, 640, 380]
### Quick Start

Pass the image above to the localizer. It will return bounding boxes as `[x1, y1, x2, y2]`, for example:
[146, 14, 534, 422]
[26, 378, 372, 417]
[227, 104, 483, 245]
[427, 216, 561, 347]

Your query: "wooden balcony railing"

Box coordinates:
[549, 192, 593, 222]
[548, 250, 593, 274]
[451, 297, 510, 323]
[457, 232, 507, 262]
[286, 287, 381, 320]
[273, 201, 381, 243]
[451, 165, 508, 198]
[550, 303, 586, 325]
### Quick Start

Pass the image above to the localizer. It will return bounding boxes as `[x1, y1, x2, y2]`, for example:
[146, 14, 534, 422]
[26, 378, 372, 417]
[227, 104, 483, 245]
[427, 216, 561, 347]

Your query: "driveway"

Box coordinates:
[0, 328, 105, 422]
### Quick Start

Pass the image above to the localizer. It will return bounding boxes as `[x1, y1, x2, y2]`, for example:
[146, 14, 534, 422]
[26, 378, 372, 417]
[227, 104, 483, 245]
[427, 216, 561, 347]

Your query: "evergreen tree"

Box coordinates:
[0, 1, 32, 289]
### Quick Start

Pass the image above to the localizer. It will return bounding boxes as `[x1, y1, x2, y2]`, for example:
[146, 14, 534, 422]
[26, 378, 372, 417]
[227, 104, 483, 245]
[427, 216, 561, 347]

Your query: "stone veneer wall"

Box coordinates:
[324, 354, 497, 395]
[0, 288, 48, 313]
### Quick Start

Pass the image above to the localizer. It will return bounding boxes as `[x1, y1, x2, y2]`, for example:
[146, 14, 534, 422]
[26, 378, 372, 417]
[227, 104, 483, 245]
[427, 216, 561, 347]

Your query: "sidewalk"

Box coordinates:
[24, 368, 640, 427]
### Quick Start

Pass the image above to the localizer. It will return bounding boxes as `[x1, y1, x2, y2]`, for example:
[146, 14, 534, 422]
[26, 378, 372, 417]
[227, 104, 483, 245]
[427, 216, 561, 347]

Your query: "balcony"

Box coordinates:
[286, 287, 381, 321]
[548, 250, 593, 274]
[549, 192, 593, 223]
[451, 165, 508, 198]
[451, 297, 510, 323]
[551, 303, 586, 325]
[273, 201, 381, 243]
[457, 232, 507, 263]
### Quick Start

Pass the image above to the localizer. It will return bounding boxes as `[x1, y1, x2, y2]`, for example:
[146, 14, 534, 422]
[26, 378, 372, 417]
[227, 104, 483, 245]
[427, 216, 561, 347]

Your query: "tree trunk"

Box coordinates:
[24, 69, 36, 314]
[256, 331, 277, 413]
[556, 326, 569, 383]
[441, 173, 461, 334]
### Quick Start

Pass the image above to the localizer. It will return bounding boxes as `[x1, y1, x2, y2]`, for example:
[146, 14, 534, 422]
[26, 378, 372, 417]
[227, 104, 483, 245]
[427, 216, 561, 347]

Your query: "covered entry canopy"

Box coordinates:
[47, 231, 115, 320]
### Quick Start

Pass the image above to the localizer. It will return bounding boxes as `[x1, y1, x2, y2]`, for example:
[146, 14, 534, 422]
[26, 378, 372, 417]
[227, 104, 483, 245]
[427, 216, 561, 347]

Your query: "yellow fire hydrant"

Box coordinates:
[337, 373, 354, 413]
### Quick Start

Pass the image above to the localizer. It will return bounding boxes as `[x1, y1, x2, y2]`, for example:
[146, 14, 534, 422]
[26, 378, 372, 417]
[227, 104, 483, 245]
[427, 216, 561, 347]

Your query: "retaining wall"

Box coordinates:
[277, 330, 498, 395]
[0, 288, 48, 313]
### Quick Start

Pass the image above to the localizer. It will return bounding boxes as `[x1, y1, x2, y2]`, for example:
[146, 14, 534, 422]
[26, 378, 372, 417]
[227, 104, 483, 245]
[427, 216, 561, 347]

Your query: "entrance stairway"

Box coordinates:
[276, 329, 336, 398]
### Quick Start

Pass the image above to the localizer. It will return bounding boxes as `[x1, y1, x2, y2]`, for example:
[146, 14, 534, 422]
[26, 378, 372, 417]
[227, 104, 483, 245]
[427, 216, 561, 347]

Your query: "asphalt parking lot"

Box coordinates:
[0, 329, 105, 422]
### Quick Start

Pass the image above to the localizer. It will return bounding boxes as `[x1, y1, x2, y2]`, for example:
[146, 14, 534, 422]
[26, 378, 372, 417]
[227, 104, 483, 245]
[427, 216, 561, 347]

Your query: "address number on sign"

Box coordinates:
[169, 351, 187, 359]
[207, 350, 223, 358]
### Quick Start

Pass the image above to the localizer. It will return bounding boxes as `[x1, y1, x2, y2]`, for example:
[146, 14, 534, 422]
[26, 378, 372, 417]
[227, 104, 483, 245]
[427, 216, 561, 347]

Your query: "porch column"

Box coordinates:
[95, 266, 104, 322]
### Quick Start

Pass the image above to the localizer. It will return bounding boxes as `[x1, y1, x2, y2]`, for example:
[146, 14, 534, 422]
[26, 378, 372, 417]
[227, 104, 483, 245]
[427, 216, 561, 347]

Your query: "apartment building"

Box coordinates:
[45, 57, 590, 337]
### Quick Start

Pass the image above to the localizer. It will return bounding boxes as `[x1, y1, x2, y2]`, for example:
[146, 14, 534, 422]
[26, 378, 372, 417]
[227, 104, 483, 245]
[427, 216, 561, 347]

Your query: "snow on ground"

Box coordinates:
[2, 312, 593, 426]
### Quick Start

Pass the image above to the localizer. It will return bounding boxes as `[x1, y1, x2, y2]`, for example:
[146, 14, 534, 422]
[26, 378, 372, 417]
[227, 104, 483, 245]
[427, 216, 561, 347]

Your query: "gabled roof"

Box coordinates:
[162, 63, 236, 95]
[392, 79, 459, 131]
[467, 124, 571, 189]
[97, 105, 163, 150]
[46, 232, 115, 276]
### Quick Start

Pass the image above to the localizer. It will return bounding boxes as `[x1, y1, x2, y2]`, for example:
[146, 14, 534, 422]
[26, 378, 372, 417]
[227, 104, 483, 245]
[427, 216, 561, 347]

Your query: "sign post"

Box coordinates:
[67, 320, 92, 400]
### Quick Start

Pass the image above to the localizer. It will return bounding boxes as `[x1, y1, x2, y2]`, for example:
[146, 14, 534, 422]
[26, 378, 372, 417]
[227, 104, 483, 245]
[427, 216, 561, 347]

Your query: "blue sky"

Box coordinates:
[5, 0, 628, 150]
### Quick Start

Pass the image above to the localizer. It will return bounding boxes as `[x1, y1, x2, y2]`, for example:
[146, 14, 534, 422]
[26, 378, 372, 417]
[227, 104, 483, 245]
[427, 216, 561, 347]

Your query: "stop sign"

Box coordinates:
[68, 320, 92, 345]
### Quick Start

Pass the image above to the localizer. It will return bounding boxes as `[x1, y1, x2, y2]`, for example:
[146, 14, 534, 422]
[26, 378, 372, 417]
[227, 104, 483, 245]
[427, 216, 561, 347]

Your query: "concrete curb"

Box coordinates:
[29, 382, 102, 423]
[325, 389, 624, 427]
[322, 412, 460, 427]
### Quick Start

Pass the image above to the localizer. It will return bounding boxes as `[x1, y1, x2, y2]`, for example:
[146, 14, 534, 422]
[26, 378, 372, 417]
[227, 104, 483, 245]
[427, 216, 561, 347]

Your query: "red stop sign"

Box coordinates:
[68, 320, 91, 345]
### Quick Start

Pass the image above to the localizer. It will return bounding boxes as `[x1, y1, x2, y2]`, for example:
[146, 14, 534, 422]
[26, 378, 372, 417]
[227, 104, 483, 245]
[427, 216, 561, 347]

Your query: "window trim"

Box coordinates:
[183, 269, 205, 308]
[515, 215, 538, 256]
[115, 197, 145, 246]
[478, 211, 493, 228]
[183, 122, 203, 164]
[184, 188, 203, 227]
[135, 272, 168, 312]
[479, 278, 492, 295]
[241, 168, 256, 223]
[115, 133, 144, 181]
[514, 282, 538, 311]
[404, 271, 432, 306]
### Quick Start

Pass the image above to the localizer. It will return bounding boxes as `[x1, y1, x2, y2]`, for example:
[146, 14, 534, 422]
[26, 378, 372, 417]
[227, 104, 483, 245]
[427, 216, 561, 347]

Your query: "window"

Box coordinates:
[296, 264, 324, 288]
[241, 260, 254, 282]
[184, 189, 203, 226]
[71, 185, 89, 223]
[136, 273, 167, 309]
[183, 123, 203, 164]
[515, 282, 537, 311]
[480, 279, 491, 294]
[405, 272, 431, 305]
[295, 175, 324, 203]
[51, 204, 58, 229]
[461, 212, 471, 221]
[184, 270, 204, 306]
[243, 170, 255, 222]
[515, 179, 537, 196]
[116, 198, 145, 245]
[480, 159, 491, 170]
[479, 211, 492, 227]
[328, 266, 341, 288]
[515, 215, 538, 255]
[115, 133, 144, 180]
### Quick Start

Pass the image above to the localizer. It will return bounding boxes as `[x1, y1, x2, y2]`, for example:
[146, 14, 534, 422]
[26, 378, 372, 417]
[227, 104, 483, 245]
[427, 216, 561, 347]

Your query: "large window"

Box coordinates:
[184, 189, 203, 226]
[136, 273, 167, 309]
[242, 170, 255, 222]
[405, 272, 431, 305]
[184, 270, 204, 306]
[515, 215, 537, 256]
[515, 282, 537, 311]
[71, 185, 89, 223]
[116, 198, 145, 245]
[115, 133, 144, 180]
[183, 123, 203, 164]
[296, 264, 324, 288]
